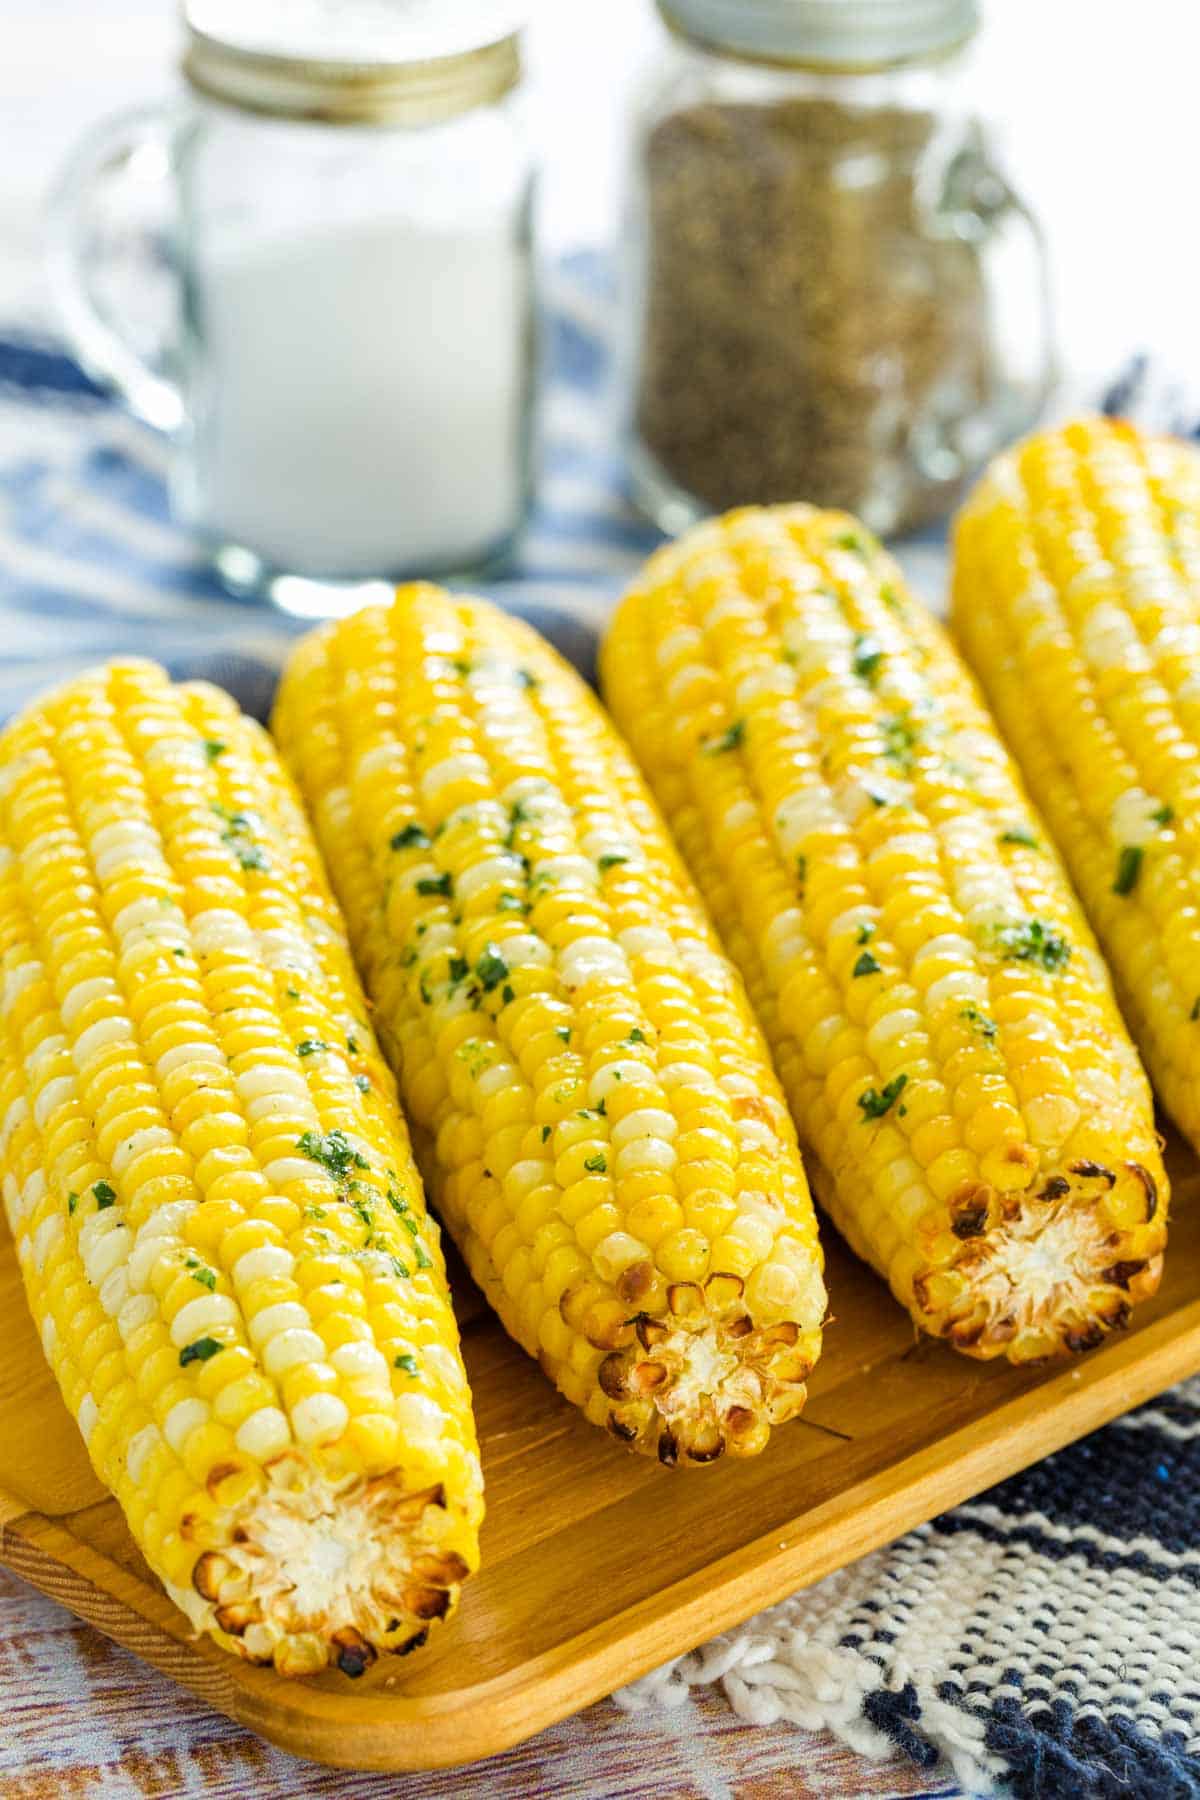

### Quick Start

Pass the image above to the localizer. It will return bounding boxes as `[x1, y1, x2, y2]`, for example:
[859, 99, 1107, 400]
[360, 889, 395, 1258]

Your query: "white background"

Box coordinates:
[0, 0, 1194, 395]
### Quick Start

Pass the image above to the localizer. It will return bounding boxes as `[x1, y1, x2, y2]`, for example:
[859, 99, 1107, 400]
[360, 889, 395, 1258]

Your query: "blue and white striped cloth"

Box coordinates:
[2, 252, 1198, 1800]
[0, 251, 660, 720]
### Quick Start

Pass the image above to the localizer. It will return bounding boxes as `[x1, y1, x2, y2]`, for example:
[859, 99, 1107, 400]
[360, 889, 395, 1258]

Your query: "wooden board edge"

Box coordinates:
[3, 1298, 1199, 1772]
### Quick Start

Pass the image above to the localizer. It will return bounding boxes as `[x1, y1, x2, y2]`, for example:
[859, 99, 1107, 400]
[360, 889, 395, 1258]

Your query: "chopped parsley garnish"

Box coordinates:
[1113, 846, 1143, 896]
[881, 715, 920, 773]
[704, 720, 745, 755]
[993, 918, 1070, 971]
[444, 955, 468, 986]
[879, 582, 903, 613]
[858, 1074, 908, 1121]
[203, 739, 226, 763]
[835, 529, 872, 556]
[179, 1336, 222, 1367]
[187, 1260, 217, 1291]
[541, 1124, 552, 1143]
[297, 1128, 369, 1181]
[864, 784, 891, 809]
[496, 893, 525, 913]
[233, 840, 269, 873]
[856, 922, 875, 944]
[93, 1180, 117, 1210]
[628, 1027, 647, 1044]
[853, 950, 882, 977]
[852, 634, 884, 684]
[214, 806, 269, 873]
[416, 872, 452, 898]
[1153, 804, 1174, 827]
[354, 1074, 371, 1093]
[394, 1354, 420, 1376]
[285, 985, 300, 1000]
[501, 984, 515, 1005]
[414, 1242, 433, 1271]
[796, 854, 807, 885]
[598, 853, 629, 872]
[515, 667, 539, 690]
[1192, 998, 1200, 1023]
[389, 1255, 411, 1281]
[556, 1026, 571, 1044]
[391, 823, 430, 851]
[1000, 827, 1038, 849]
[584, 1153, 608, 1174]
[476, 946, 509, 991]
[961, 1004, 998, 1041]
[67, 1191, 78, 1216]
[296, 1039, 330, 1057]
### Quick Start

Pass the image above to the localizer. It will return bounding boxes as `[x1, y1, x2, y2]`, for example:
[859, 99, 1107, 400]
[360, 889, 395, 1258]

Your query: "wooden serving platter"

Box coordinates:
[3, 1137, 1200, 1774]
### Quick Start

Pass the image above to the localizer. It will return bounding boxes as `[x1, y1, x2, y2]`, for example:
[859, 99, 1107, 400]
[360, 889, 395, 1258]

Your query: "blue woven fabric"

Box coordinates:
[2, 251, 1198, 1800]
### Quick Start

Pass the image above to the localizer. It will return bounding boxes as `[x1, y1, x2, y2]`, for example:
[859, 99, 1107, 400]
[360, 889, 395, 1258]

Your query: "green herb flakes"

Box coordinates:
[1113, 846, 1143, 896]
[297, 1128, 369, 1182]
[584, 1153, 608, 1174]
[179, 1336, 222, 1368]
[93, 1180, 117, 1209]
[961, 1004, 998, 1042]
[853, 950, 882, 977]
[852, 635, 884, 685]
[858, 1074, 908, 1121]
[993, 918, 1071, 972]
[704, 720, 745, 755]
[416, 872, 452, 898]
[394, 1354, 420, 1376]
[476, 946, 509, 991]
[391, 824, 430, 851]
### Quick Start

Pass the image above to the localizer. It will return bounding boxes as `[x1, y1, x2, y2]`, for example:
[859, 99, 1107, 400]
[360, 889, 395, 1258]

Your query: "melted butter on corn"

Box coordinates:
[0, 661, 482, 1676]
[273, 585, 827, 1465]
[601, 505, 1168, 1361]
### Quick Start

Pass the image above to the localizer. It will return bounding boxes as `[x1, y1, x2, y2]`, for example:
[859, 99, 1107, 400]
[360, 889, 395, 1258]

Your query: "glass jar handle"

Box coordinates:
[47, 104, 187, 432]
[944, 147, 1058, 409]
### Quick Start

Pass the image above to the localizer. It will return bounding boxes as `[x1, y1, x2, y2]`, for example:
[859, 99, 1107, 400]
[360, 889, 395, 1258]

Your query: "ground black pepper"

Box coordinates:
[633, 95, 992, 532]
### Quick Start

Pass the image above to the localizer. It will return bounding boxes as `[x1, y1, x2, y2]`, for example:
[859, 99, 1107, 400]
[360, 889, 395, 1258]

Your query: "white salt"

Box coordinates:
[182, 213, 530, 576]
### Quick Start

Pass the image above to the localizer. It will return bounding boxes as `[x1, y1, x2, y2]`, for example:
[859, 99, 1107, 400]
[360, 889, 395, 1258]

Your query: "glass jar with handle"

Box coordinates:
[49, 0, 538, 612]
[621, 0, 1055, 537]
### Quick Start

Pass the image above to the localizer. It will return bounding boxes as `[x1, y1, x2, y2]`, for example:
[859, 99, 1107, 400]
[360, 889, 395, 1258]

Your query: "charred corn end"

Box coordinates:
[0, 662, 482, 1677]
[272, 585, 827, 1466]
[600, 505, 1168, 1362]
[954, 417, 1200, 1158]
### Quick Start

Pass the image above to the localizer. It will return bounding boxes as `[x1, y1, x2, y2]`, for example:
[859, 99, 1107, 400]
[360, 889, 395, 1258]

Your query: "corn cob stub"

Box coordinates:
[600, 505, 1168, 1361]
[954, 417, 1200, 1160]
[0, 662, 482, 1676]
[272, 585, 827, 1466]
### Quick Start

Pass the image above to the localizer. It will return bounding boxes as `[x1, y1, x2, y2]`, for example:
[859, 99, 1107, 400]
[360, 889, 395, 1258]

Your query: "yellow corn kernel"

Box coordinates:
[602, 504, 1168, 1360]
[0, 661, 482, 1679]
[273, 585, 828, 1465]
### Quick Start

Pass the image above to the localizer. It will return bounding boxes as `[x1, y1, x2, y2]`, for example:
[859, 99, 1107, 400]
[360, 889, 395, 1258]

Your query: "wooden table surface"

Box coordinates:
[0, 1566, 961, 1799]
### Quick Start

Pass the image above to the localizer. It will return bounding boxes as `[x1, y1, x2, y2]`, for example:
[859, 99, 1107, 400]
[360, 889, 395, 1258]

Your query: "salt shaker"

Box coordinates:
[49, 1, 537, 607]
[622, 0, 1055, 537]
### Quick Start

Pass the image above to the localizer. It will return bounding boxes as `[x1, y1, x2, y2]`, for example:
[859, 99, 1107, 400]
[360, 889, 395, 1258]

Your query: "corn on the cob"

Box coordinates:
[953, 416, 1200, 1161]
[0, 661, 482, 1676]
[272, 584, 827, 1466]
[600, 505, 1168, 1361]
